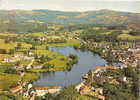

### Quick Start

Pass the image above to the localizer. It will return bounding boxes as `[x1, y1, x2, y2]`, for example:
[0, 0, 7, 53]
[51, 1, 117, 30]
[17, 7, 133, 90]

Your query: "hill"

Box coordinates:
[0, 9, 140, 25]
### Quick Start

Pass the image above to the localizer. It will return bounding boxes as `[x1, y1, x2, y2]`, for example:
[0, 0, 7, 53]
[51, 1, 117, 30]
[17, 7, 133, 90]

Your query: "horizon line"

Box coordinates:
[0, 8, 139, 13]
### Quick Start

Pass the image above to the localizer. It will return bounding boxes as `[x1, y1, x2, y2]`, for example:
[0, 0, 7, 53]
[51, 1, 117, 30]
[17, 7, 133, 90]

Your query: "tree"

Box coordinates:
[31, 45, 36, 50]
[55, 85, 95, 100]
[44, 93, 54, 100]
[16, 43, 22, 49]
[55, 85, 79, 100]
[0, 49, 7, 54]
[9, 49, 14, 54]
[4, 68, 17, 74]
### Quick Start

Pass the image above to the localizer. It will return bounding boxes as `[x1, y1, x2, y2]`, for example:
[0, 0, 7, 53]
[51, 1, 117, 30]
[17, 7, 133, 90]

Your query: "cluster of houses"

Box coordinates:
[111, 44, 140, 68]
[0, 52, 63, 100]
[76, 80, 105, 100]
[10, 82, 35, 100]
[2, 52, 46, 71]
[35, 86, 63, 96]
[10, 82, 63, 100]
[76, 65, 121, 100]
[3, 53, 34, 63]
[75, 65, 130, 100]
[75, 41, 140, 100]
[83, 39, 140, 66]
[87, 40, 140, 69]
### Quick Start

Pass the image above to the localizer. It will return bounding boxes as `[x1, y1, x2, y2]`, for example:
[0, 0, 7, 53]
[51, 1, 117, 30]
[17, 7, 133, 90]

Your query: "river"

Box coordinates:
[33, 46, 107, 86]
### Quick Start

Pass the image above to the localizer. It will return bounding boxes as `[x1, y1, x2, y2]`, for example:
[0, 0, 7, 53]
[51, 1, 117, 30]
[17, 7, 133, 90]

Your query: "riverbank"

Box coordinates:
[76, 41, 130, 63]
[33, 46, 107, 87]
[0, 32, 82, 100]
[0, 31, 139, 100]
[76, 42, 140, 100]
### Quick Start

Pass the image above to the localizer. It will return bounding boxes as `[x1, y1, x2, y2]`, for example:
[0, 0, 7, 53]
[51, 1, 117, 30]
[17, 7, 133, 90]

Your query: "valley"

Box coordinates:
[0, 9, 140, 100]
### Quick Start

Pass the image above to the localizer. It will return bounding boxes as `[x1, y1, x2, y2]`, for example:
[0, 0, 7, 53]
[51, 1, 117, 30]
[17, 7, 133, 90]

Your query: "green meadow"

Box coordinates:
[0, 32, 80, 90]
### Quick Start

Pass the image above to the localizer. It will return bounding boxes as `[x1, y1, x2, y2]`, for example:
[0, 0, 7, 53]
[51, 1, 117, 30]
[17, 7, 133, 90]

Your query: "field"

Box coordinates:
[0, 32, 80, 90]
[118, 33, 140, 41]
[22, 72, 38, 82]
[47, 39, 81, 47]
[0, 73, 20, 90]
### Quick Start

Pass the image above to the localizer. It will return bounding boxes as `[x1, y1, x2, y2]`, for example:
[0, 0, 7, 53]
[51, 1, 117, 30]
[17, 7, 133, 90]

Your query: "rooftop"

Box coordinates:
[35, 86, 63, 90]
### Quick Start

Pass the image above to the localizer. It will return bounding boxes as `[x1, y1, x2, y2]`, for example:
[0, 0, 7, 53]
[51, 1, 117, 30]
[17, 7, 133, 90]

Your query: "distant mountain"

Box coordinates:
[0, 9, 140, 25]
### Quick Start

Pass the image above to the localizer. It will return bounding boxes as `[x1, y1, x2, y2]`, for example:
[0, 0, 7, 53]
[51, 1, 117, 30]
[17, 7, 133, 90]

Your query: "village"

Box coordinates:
[0, 81, 63, 100]
[76, 42, 140, 100]
[0, 23, 140, 100]
[0, 32, 80, 100]
[1, 39, 138, 100]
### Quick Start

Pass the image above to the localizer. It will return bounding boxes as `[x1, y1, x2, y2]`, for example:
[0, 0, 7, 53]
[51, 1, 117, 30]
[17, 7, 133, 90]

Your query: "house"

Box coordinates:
[88, 65, 118, 82]
[118, 76, 127, 83]
[109, 79, 120, 85]
[80, 85, 91, 95]
[89, 91, 105, 100]
[120, 64, 128, 69]
[28, 84, 33, 90]
[91, 87, 103, 95]
[3, 58, 14, 63]
[20, 72, 25, 78]
[82, 74, 88, 79]
[15, 65, 24, 69]
[35, 86, 63, 96]
[10, 85, 23, 93]
[105, 65, 119, 70]
[26, 65, 32, 69]
[75, 81, 85, 92]
[80, 85, 105, 100]
[33, 65, 43, 69]
[93, 65, 118, 74]
[93, 77, 109, 85]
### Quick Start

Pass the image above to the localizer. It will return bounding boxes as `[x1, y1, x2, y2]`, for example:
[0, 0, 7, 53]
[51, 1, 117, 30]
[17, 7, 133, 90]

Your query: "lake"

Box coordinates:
[33, 46, 107, 86]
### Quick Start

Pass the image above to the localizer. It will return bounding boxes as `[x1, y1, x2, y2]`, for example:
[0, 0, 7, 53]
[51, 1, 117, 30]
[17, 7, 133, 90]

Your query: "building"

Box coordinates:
[88, 65, 118, 83]
[75, 81, 85, 92]
[80, 85, 105, 100]
[35, 86, 63, 96]
[10, 85, 23, 93]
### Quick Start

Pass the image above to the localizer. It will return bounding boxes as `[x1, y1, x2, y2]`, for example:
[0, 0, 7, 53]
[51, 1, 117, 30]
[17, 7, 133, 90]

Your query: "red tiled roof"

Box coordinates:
[94, 65, 118, 70]
[10, 85, 22, 92]
[35, 86, 63, 90]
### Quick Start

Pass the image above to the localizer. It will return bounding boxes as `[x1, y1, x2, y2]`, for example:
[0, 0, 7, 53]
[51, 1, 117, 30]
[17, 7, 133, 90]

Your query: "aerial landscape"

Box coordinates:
[0, 0, 140, 100]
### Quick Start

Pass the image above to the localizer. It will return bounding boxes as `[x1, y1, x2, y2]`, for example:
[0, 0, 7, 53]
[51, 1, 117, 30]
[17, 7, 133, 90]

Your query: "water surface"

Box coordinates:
[33, 46, 107, 86]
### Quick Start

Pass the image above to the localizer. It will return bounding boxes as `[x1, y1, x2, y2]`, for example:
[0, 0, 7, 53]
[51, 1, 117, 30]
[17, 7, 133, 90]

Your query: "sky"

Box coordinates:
[0, 0, 140, 13]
